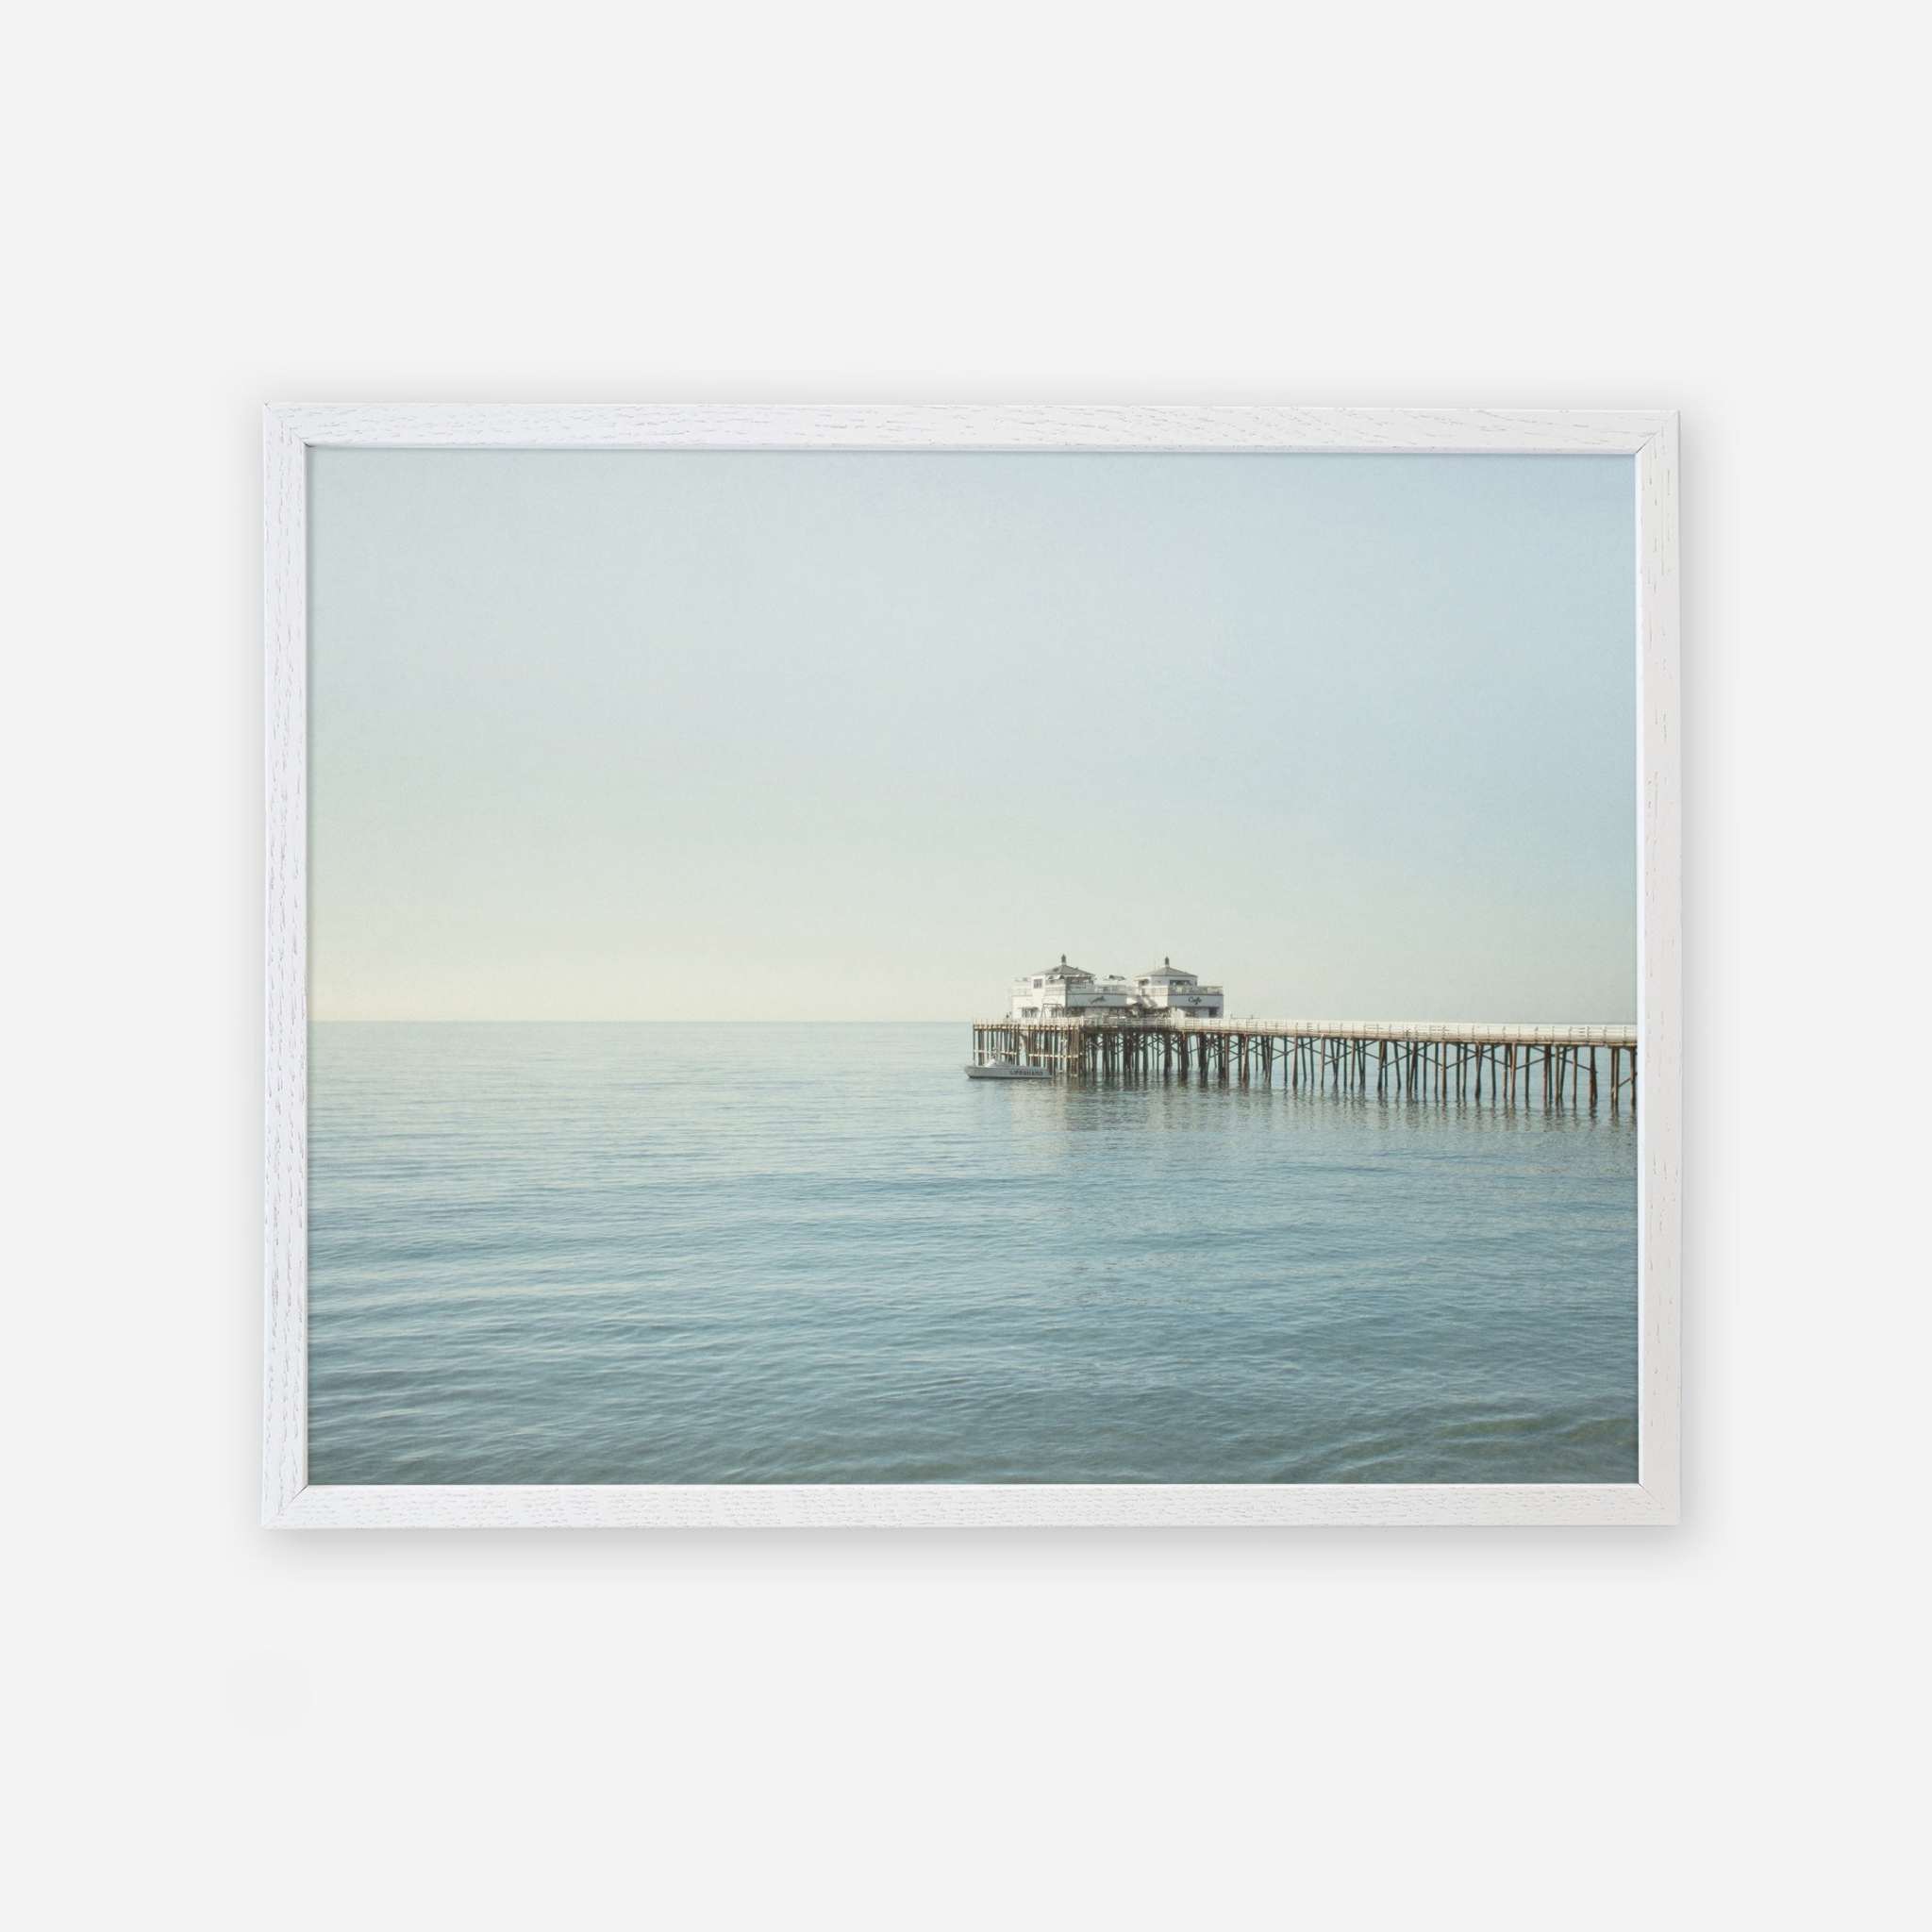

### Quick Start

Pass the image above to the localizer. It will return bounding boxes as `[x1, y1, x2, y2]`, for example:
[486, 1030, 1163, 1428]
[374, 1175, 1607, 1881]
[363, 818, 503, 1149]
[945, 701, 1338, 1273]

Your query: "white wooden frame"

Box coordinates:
[263, 406, 1679, 1527]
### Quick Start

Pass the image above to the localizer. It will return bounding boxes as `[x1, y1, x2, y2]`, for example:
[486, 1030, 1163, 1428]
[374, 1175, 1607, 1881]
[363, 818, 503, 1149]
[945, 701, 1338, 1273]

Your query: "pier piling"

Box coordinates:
[969, 1017, 1637, 1111]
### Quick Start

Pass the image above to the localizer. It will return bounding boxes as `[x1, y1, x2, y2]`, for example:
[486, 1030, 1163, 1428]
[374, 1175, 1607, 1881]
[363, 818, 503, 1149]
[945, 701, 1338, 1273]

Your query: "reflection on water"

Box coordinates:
[308, 1023, 1639, 1484]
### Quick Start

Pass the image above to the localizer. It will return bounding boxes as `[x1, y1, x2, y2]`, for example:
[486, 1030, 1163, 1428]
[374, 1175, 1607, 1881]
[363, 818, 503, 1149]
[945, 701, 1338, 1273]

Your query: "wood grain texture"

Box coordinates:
[268, 403, 1669, 454]
[262, 410, 308, 1520]
[1636, 415, 1682, 1521]
[277, 1483, 1674, 1528]
[261, 404, 1681, 1528]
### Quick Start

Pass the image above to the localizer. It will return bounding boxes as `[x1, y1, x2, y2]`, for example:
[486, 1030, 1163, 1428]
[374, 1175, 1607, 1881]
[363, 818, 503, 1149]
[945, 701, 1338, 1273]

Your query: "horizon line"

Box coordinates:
[308, 1014, 1639, 1027]
[310, 1016, 973, 1024]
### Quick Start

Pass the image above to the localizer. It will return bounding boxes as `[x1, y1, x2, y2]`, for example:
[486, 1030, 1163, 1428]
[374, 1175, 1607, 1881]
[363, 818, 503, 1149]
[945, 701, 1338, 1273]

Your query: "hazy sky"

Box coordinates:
[309, 450, 1635, 1022]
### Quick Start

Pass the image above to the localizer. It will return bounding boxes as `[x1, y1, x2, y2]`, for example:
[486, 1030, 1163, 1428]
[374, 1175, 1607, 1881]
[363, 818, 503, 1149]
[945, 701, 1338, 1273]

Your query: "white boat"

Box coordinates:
[964, 1059, 1052, 1080]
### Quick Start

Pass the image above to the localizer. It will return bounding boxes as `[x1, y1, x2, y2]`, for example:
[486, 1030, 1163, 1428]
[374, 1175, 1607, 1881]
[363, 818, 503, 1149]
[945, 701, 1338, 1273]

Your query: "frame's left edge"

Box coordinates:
[1636, 413, 1682, 1524]
[262, 409, 310, 1524]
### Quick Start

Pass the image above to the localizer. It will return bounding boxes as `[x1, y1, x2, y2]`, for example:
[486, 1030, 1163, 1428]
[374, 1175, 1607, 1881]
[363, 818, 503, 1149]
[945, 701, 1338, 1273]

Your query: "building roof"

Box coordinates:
[1139, 957, 1197, 981]
[1035, 954, 1093, 981]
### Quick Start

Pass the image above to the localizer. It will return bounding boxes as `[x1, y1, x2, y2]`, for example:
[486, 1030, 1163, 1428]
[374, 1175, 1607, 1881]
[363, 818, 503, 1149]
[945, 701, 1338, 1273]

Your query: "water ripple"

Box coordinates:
[308, 1024, 1638, 1484]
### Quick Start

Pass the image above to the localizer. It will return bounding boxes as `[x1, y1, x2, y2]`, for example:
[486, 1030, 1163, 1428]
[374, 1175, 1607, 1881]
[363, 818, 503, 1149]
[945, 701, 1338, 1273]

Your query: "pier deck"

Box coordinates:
[969, 1017, 1638, 1108]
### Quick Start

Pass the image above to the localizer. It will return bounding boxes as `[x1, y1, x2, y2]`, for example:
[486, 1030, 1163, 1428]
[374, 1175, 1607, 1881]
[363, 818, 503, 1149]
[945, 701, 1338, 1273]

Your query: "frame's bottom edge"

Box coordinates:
[265, 1481, 1674, 1528]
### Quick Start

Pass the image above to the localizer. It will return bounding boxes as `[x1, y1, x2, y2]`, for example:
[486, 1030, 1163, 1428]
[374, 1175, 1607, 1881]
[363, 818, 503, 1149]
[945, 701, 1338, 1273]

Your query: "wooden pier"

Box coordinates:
[969, 1017, 1638, 1109]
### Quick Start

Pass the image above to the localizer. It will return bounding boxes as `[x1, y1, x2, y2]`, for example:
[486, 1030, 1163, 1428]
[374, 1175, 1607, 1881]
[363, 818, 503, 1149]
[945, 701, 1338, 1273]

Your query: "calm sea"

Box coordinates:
[308, 1023, 1639, 1485]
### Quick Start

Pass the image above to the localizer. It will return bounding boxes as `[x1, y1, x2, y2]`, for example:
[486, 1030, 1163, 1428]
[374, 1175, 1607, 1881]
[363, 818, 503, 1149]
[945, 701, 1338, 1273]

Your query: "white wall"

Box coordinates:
[6, 3, 1921, 1926]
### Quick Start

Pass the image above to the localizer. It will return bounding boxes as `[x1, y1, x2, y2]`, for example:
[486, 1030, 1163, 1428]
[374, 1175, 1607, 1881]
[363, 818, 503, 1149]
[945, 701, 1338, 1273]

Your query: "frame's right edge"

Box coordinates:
[1636, 414, 1682, 1521]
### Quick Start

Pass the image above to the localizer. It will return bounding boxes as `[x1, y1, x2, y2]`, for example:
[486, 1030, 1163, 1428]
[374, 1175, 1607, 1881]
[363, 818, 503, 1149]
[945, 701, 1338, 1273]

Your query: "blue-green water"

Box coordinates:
[308, 1023, 1639, 1484]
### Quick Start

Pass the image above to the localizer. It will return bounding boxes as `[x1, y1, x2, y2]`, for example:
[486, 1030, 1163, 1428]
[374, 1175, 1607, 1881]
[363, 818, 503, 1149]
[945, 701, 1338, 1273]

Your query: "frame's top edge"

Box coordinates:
[261, 403, 1674, 455]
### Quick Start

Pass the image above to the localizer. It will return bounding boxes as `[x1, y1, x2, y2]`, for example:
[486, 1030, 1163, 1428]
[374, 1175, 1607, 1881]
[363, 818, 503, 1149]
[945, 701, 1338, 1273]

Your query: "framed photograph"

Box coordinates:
[262, 405, 1679, 1527]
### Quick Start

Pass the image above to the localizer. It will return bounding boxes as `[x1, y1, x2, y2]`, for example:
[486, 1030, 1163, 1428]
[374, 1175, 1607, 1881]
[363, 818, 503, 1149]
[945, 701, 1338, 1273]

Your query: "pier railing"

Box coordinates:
[1162, 1017, 1631, 1046]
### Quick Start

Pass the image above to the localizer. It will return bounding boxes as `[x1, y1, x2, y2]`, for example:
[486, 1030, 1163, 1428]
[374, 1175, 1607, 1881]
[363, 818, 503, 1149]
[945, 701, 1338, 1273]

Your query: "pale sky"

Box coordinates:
[308, 450, 1636, 1022]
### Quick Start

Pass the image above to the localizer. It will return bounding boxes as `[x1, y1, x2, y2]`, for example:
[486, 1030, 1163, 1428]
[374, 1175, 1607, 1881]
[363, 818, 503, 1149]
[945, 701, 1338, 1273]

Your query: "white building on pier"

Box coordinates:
[1009, 955, 1224, 1022]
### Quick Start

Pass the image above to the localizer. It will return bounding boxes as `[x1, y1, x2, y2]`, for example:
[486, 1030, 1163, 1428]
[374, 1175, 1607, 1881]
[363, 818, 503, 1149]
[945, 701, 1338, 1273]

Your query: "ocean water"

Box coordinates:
[308, 1023, 1639, 1485]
